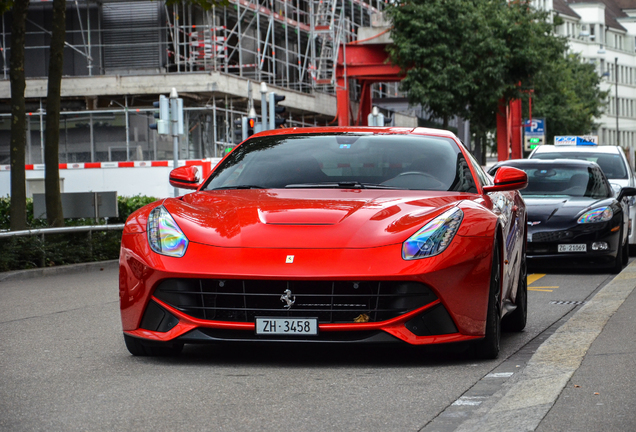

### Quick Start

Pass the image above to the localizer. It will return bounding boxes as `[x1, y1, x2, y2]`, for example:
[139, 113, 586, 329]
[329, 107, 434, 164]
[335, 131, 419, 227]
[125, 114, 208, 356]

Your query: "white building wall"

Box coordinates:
[0, 159, 222, 200]
[554, 2, 636, 168]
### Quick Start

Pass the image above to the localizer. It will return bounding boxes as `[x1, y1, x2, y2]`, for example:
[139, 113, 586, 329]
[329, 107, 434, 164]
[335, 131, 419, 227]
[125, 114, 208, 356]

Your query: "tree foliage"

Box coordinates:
[386, 0, 567, 134]
[524, 54, 608, 144]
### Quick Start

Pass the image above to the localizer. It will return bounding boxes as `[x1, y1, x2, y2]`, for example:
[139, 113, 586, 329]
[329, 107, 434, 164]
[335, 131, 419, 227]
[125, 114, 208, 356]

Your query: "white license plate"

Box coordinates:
[558, 244, 586, 253]
[255, 317, 318, 335]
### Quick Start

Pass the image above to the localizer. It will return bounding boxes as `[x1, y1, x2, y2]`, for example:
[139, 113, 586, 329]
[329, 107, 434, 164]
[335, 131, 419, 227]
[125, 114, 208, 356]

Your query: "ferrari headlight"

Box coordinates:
[577, 207, 613, 224]
[147, 206, 188, 257]
[402, 207, 463, 260]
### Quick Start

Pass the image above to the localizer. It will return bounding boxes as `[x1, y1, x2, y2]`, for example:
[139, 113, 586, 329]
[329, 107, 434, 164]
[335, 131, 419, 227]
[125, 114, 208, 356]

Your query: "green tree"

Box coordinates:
[386, 0, 566, 161]
[524, 54, 607, 145]
[4, 0, 30, 231]
[44, 0, 66, 227]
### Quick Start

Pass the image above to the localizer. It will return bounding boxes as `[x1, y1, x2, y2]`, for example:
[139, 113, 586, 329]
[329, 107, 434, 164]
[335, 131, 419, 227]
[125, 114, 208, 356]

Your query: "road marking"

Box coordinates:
[527, 273, 545, 285]
[529, 286, 559, 292]
[486, 372, 515, 379]
[452, 396, 486, 406]
[527, 274, 559, 292]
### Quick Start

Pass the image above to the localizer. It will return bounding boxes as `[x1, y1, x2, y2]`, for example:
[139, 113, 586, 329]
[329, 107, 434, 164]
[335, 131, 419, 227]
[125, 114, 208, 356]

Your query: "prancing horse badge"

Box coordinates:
[286, 255, 294, 263]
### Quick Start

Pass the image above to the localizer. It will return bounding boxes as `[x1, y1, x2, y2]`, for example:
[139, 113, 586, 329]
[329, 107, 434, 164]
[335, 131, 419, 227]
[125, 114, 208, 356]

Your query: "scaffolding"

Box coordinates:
[0, 0, 406, 165]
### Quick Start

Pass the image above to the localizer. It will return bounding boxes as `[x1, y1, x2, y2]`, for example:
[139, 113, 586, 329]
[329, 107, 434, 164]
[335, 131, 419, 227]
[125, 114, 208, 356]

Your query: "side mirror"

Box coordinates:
[617, 186, 636, 202]
[169, 166, 201, 190]
[483, 166, 528, 193]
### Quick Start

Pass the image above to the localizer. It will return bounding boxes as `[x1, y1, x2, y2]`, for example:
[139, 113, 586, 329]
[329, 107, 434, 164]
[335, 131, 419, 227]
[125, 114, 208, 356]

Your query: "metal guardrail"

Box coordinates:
[0, 224, 125, 238]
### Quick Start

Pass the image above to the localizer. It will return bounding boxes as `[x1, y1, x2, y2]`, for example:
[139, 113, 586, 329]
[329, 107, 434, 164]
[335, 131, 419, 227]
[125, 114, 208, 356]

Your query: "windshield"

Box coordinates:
[202, 133, 477, 192]
[532, 151, 628, 179]
[512, 164, 611, 199]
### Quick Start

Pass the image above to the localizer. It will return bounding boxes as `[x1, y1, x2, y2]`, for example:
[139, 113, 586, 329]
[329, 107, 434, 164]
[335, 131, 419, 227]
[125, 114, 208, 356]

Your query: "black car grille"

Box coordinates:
[153, 279, 438, 324]
[531, 230, 573, 243]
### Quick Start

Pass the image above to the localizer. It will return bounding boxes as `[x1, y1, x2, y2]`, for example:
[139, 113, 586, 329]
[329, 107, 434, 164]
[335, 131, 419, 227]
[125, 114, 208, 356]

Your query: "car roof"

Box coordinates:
[247, 126, 460, 140]
[494, 158, 601, 169]
[531, 145, 621, 155]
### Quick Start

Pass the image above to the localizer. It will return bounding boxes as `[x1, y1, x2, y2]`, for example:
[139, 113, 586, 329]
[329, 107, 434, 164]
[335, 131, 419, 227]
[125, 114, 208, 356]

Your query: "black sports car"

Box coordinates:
[489, 159, 636, 273]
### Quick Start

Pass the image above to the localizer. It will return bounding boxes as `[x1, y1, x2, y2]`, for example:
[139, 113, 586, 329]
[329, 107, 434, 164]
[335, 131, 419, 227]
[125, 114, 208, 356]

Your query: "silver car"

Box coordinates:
[529, 144, 636, 251]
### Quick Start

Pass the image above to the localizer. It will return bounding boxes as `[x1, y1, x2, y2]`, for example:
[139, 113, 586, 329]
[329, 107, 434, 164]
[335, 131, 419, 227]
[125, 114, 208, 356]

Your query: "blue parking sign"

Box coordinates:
[524, 118, 545, 135]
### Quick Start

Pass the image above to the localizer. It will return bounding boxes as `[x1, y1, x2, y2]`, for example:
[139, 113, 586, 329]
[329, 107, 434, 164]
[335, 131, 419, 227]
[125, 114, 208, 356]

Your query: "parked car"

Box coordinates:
[529, 144, 636, 251]
[489, 159, 636, 273]
[119, 127, 528, 359]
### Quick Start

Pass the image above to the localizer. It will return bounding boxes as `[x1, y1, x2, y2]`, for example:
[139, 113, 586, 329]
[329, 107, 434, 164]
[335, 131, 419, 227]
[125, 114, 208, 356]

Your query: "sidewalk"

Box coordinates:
[453, 259, 636, 432]
[536, 269, 636, 431]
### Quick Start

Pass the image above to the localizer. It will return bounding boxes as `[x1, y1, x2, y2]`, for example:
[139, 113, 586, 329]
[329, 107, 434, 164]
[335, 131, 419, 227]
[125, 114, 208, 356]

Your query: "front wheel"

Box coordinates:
[611, 229, 625, 274]
[473, 243, 501, 359]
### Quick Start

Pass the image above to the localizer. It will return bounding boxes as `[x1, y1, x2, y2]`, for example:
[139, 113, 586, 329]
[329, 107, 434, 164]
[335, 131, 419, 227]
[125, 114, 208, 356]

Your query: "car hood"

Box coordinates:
[524, 196, 613, 227]
[164, 189, 475, 248]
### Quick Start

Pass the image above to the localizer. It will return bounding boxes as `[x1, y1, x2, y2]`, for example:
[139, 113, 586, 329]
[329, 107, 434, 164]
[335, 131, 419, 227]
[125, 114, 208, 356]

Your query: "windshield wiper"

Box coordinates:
[211, 185, 265, 190]
[285, 182, 397, 189]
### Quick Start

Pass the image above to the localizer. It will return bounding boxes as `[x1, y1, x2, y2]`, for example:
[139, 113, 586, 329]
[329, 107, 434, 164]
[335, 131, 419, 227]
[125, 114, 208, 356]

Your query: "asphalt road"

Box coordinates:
[0, 262, 625, 431]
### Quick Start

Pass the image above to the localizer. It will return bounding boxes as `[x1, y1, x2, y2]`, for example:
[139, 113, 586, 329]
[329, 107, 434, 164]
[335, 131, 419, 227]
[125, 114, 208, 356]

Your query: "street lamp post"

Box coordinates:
[615, 57, 619, 148]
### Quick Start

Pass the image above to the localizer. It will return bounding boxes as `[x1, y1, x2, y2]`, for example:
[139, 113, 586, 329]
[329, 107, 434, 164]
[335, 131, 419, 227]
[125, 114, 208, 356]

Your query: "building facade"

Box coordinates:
[534, 0, 636, 163]
[0, 0, 415, 170]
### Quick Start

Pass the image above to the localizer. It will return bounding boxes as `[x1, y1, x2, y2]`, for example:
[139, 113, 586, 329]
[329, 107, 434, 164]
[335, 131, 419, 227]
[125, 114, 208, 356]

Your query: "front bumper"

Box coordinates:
[119, 233, 494, 346]
[527, 221, 621, 267]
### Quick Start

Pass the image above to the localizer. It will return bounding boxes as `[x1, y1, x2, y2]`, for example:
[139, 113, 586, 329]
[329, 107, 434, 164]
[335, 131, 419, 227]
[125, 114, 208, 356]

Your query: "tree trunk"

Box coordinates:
[474, 133, 483, 166]
[480, 132, 487, 166]
[443, 115, 449, 130]
[44, 0, 66, 227]
[9, 0, 31, 231]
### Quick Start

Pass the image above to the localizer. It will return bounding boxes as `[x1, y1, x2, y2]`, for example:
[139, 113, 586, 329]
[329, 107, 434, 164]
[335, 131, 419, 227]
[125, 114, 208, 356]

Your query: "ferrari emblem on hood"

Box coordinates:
[286, 255, 294, 263]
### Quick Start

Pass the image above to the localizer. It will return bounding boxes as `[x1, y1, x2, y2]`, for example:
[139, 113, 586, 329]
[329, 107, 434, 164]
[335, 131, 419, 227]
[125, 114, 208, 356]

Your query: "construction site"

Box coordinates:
[0, 0, 437, 173]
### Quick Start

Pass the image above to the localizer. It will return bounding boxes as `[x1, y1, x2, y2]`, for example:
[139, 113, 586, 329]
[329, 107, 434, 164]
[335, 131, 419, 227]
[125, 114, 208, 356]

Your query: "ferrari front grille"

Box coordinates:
[153, 279, 438, 324]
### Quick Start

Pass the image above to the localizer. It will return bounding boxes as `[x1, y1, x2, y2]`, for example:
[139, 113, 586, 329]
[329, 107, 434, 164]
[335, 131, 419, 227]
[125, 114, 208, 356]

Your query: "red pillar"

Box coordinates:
[510, 99, 523, 159]
[336, 74, 350, 126]
[496, 99, 523, 161]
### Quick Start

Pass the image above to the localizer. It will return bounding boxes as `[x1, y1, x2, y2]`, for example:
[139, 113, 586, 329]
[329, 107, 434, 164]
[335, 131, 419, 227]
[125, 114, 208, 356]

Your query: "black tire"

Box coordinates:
[503, 250, 527, 332]
[123, 334, 184, 357]
[622, 237, 629, 266]
[473, 243, 502, 359]
[611, 229, 624, 274]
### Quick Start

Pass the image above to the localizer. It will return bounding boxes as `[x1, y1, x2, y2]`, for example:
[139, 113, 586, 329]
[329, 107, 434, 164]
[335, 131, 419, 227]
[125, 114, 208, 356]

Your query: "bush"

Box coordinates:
[0, 195, 157, 272]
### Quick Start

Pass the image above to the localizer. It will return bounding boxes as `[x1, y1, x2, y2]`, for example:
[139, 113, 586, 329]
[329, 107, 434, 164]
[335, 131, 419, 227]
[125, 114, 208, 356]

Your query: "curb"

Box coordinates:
[455, 260, 636, 432]
[0, 259, 119, 283]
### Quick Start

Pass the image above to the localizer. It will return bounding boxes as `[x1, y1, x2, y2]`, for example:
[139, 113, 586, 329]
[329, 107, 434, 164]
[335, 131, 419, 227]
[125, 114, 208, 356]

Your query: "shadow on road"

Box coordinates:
[129, 339, 495, 368]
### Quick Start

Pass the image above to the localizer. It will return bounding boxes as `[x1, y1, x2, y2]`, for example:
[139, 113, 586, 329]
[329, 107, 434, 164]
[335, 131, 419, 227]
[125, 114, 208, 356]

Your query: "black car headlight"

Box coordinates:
[147, 206, 189, 257]
[402, 208, 463, 260]
[577, 207, 613, 224]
